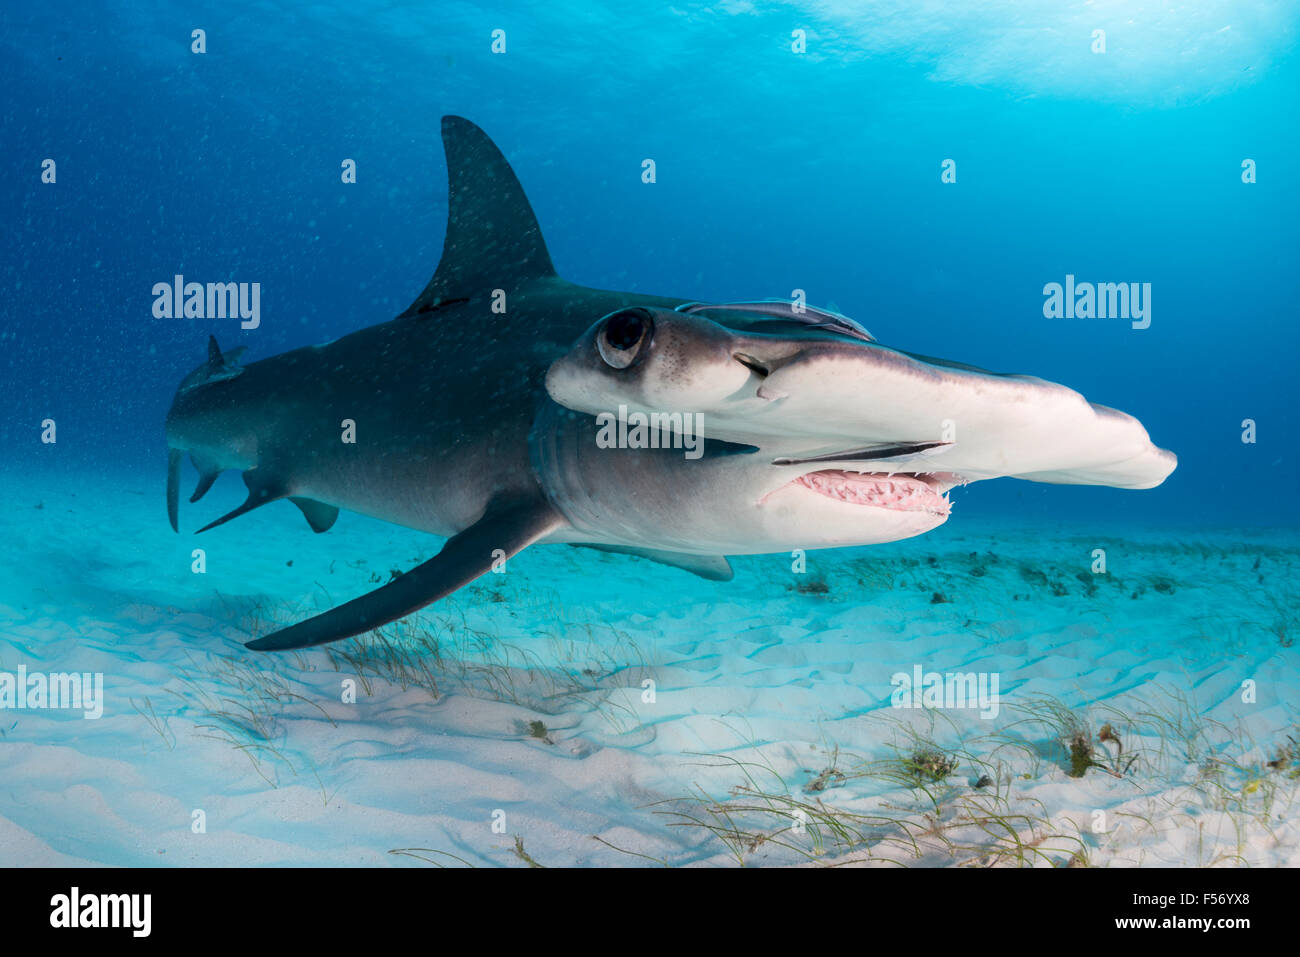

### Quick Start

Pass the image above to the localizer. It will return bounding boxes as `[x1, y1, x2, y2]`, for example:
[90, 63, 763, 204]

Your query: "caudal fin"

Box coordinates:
[166, 449, 181, 532]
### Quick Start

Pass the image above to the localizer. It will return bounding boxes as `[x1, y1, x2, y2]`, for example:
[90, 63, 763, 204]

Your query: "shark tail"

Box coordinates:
[166, 449, 182, 532]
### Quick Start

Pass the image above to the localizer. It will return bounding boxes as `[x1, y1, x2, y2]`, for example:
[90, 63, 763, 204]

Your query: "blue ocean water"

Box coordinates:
[2, 1, 1297, 531]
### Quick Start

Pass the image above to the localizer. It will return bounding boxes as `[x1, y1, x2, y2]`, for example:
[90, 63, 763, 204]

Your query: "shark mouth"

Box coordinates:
[790, 469, 956, 516]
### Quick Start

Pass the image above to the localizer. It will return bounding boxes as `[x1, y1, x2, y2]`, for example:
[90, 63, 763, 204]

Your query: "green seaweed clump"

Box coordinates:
[903, 748, 958, 785]
[1066, 723, 1135, 778]
[1266, 733, 1300, 778]
[1067, 732, 1094, 778]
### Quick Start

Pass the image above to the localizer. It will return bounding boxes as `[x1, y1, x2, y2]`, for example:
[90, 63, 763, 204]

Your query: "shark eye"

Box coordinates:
[597, 308, 653, 369]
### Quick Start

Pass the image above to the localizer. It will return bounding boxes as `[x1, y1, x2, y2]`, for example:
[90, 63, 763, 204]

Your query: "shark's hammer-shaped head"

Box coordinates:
[537, 304, 956, 555]
[538, 301, 1176, 555]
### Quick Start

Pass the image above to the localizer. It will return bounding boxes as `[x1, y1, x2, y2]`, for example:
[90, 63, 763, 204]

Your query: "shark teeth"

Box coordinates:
[793, 470, 951, 516]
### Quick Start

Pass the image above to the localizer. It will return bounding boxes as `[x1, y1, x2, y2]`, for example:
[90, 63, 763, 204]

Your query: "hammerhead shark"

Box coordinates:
[165, 116, 1176, 652]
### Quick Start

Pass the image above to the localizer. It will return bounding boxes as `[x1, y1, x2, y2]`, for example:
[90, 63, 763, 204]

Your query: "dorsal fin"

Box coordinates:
[400, 116, 557, 317]
[207, 334, 223, 367]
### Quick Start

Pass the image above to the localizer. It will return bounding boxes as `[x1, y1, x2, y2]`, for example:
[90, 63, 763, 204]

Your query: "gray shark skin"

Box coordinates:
[165, 116, 1176, 652]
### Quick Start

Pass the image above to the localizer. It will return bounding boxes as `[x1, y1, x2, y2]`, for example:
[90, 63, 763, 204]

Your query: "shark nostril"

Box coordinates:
[734, 353, 770, 378]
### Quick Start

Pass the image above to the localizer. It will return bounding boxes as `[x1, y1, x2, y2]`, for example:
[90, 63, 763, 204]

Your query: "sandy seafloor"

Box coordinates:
[1, 468, 1296, 868]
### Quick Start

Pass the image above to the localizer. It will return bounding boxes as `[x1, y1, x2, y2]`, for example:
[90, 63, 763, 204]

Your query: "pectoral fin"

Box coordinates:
[246, 500, 563, 651]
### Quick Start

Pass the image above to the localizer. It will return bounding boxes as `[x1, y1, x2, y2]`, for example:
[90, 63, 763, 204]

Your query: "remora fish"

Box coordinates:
[165, 116, 1176, 651]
